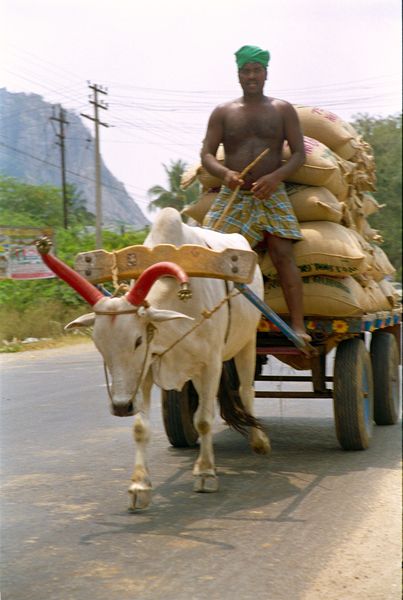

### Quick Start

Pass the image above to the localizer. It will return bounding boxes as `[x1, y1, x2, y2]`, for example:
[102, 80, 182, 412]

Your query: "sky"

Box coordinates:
[1, 0, 402, 221]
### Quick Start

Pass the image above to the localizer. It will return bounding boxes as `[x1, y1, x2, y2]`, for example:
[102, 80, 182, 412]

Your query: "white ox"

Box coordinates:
[38, 208, 270, 509]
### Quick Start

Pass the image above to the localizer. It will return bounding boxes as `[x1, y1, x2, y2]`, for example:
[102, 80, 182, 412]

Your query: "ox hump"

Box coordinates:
[145, 208, 185, 247]
[146, 207, 253, 252]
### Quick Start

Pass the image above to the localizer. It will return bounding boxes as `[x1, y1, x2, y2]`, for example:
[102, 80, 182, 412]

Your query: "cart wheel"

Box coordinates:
[370, 332, 401, 425]
[162, 382, 199, 447]
[333, 338, 374, 450]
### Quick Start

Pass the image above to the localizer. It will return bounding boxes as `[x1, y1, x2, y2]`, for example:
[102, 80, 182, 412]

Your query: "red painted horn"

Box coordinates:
[126, 261, 189, 306]
[36, 238, 103, 306]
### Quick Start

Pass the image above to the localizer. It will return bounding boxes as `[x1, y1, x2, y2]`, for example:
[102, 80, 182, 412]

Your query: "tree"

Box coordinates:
[0, 177, 94, 228]
[147, 160, 200, 213]
[65, 184, 95, 227]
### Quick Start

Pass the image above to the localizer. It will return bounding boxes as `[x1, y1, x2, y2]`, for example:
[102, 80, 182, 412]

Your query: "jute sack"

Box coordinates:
[295, 106, 359, 160]
[182, 164, 222, 191]
[350, 166, 376, 193]
[350, 143, 377, 191]
[346, 193, 382, 236]
[191, 145, 225, 191]
[339, 201, 355, 228]
[259, 221, 367, 278]
[370, 244, 396, 282]
[181, 192, 217, 224]
[361, 220, 384, 244]
[180, 145, 225, 191]
[264, 275, 368, 317]
[181, 164, 198, 190]
[282, 137, 352, 200]
[361, 279, 393, 312]
[348, 229, 376, 277]
[361, 192, 385, 217]
[285, 184, 342, 223]
[378, 279, 401, 308]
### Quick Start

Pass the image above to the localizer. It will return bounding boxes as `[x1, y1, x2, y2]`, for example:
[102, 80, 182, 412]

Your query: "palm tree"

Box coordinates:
[147, 159, 200, 213]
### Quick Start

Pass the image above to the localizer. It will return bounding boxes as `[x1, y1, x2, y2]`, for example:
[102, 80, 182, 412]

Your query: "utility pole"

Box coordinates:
[50, 106, 69, 229]
[81, 83, 109, 249]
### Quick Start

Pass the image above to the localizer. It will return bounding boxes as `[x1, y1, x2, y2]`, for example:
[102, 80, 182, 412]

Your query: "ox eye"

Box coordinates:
[134, 336, 143, 350]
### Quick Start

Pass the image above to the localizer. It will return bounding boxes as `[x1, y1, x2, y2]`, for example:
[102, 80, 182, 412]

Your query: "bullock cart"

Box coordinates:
[74, 243, 401, 453]
[163, 304, 401, 452]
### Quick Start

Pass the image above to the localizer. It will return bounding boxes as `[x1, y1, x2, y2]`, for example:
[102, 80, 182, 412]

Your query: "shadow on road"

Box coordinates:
[78, 415, 400, 549]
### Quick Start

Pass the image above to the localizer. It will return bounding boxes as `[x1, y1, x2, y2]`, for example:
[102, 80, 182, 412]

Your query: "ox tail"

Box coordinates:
[218, 360, 264, 437]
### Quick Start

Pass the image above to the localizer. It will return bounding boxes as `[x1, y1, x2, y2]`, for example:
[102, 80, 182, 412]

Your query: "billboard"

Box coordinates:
[0, 226, 56, 280]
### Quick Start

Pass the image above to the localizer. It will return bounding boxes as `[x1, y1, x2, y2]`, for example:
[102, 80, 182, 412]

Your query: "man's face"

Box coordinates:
[238, 62, 267, 94]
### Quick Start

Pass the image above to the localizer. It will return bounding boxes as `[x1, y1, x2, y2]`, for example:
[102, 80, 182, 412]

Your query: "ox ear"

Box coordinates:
[64, 313, 95, 330]
[143, 306, 194, 323]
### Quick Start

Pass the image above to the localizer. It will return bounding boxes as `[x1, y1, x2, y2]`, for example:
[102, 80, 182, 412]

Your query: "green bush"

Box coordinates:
[0, 300, 87, 341]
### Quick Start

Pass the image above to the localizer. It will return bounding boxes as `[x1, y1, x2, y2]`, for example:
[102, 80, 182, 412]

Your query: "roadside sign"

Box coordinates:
[0, 226, 55, 280]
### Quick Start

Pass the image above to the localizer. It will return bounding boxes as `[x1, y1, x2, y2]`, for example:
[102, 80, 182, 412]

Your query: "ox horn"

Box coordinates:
[36, 237, 104, 306]
[126, 261, 191, 306]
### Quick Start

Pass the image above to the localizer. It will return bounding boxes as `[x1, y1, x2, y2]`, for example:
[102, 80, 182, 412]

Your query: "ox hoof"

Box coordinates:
[128, 484, 152, 510]
[193, 475, 219, 493]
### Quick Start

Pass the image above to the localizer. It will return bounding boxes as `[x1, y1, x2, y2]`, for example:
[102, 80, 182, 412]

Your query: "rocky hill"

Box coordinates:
[0, 88, 149, 229]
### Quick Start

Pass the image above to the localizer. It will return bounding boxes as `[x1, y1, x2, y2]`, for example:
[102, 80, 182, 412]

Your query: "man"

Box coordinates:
[201, 44, 310, 343]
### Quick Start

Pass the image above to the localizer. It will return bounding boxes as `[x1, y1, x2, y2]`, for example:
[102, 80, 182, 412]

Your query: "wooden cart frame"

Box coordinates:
[163, 309, 401, 452]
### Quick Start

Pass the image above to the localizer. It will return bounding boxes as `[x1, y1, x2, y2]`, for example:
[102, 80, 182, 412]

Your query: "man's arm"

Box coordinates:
[201, 106, 244, 189]
[251, 102, 305, 198]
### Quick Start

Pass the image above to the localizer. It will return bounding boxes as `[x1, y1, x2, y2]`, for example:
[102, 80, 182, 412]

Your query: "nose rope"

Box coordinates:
[104, 323, 155, 410]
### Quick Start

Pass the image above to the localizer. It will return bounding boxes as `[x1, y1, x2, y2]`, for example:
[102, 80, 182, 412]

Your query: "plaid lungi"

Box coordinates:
[203, 183, 303, 247]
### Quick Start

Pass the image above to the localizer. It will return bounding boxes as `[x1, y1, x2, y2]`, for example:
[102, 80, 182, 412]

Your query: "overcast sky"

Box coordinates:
[1, 0, 402, 220]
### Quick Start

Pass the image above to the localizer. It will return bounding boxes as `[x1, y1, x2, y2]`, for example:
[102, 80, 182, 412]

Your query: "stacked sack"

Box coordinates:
[181, 106, 399, 317]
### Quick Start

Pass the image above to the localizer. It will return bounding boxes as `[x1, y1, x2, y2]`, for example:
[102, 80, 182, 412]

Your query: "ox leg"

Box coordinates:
[235, 340, 271, 455]
[128, 370, 153, 510]
[191, 367, 220, 493]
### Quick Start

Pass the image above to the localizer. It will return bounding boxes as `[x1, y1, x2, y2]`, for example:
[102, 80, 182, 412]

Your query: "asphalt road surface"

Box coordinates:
[1, 342, 401, 600]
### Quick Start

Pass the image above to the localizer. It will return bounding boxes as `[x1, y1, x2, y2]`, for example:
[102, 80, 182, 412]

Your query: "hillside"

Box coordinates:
[0, 88, 149, 230]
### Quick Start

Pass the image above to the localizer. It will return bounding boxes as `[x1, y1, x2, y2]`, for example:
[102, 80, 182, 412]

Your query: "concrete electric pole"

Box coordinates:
[50, 106, 69, 229]
[81, 83, 109, 249]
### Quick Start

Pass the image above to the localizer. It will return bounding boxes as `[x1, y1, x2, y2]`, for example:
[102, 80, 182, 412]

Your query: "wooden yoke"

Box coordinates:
[74, 244, 258, 285]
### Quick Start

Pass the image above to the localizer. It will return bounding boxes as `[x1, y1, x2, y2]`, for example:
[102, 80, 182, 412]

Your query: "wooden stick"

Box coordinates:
[213, 147, 269, 230]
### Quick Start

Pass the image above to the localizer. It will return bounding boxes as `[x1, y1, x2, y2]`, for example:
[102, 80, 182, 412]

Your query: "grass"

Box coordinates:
[0, 333, 92, 353]
[0, 300, 92, 353]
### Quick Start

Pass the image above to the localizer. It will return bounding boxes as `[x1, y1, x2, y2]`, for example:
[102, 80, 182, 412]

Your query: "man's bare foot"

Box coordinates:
[293, 329, 312, 343]
[291, 326, 313, 352]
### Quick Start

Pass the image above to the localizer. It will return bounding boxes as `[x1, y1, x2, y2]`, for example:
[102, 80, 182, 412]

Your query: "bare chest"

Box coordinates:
[223, 105, 284, 145]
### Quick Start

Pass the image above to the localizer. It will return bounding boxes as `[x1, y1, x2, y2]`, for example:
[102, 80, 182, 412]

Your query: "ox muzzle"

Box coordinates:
[110, 399, 136, 418]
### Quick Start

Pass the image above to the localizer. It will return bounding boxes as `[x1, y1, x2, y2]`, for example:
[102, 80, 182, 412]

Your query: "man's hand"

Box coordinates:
[251, 172, 282, 199]
[223, 170, 244, 190]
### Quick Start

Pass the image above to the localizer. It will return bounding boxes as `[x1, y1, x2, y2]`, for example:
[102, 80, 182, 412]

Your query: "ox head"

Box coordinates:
[36, 237, 192, 417]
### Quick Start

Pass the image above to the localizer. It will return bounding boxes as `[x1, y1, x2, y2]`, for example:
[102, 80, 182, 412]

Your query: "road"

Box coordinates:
[1, 342, 401, 600]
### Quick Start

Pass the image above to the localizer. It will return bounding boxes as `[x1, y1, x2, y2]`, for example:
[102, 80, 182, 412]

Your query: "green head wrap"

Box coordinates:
[235, 45, 270, 70]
